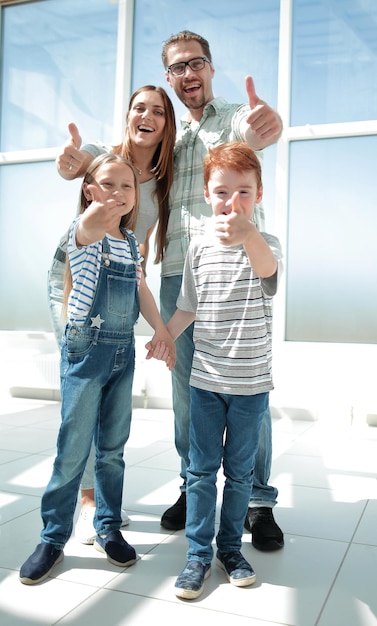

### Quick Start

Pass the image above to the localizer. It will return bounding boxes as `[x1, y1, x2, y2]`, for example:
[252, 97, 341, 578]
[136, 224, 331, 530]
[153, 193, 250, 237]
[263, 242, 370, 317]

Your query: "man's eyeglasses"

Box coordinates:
[166, 56, 211, 77]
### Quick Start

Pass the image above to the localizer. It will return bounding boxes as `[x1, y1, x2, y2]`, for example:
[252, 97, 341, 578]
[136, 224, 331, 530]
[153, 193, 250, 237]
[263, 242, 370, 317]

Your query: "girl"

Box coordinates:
[49, 85, 176, 543]
[20, 153, 175, 585]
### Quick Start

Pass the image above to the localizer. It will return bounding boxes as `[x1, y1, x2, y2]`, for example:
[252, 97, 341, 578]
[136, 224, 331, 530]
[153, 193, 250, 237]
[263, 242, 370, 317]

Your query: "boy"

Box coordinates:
[166, 142, 283, 599]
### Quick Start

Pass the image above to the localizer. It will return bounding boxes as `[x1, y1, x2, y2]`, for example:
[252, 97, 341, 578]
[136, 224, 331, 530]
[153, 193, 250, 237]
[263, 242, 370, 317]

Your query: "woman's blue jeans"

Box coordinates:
[186, 388, 268, 562]
[160, 274, 278, 507]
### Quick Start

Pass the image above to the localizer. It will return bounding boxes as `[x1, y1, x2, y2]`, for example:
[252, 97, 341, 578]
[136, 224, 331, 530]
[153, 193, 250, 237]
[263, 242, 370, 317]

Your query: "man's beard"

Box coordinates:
[182, 94, 206, 111]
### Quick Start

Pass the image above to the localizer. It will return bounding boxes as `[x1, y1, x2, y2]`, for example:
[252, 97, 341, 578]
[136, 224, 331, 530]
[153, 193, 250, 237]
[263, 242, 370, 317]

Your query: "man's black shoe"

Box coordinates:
[19, 543, 64, 585]
[161, 492, 186, 530]
[244, 506, 284, 551]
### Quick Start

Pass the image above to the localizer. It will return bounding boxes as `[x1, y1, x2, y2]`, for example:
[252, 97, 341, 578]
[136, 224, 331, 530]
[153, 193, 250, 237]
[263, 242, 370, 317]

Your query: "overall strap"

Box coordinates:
[121, 229, 139, 264]
[102, 237, 111, 254]
[101, 236, 111, 266]
[101, 231, 139, 266]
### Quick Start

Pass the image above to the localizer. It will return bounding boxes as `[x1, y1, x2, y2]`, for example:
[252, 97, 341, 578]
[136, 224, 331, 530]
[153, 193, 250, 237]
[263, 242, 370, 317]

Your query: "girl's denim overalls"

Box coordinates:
[40, 232, 139, 549]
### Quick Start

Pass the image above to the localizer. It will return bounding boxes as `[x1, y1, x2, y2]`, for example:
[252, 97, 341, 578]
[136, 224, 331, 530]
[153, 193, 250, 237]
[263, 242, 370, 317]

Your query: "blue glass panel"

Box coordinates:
[286, 136, 377, 343]
[0, 162, 81, 330]
[291, 0, 377, 125]
[1, 0, 118, 151]
[132, 0, 280, 225]
[132, 0, 280, 118]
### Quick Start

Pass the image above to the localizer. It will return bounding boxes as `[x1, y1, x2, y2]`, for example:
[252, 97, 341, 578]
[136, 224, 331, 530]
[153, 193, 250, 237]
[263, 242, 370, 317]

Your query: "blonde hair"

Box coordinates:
[63, 153, 140, 311]
[79, 153, 139, 231]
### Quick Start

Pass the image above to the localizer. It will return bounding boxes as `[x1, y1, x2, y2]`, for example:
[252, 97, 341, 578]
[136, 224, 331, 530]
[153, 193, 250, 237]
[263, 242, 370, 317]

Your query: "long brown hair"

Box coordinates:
[113, 85, 176, 263]
[63, 153, 140, 311]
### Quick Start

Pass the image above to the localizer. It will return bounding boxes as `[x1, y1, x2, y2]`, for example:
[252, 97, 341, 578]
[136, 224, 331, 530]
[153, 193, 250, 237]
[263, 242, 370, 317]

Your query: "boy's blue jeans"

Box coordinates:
[186, 388, 268, 562]
[160, 274, 278, 507]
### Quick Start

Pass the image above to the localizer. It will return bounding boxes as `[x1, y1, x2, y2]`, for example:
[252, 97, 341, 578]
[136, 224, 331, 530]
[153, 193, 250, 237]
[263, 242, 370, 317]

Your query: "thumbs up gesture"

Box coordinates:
[56, 122, 87, 179]
[67, 122, 82, 151]
[215, 192, 253, 246]
[244, 75, 282, 149]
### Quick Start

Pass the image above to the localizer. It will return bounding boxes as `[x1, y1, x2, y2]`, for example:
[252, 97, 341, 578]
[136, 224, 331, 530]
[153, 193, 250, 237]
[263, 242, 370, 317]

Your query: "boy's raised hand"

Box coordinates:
[215, 192, 252, 246]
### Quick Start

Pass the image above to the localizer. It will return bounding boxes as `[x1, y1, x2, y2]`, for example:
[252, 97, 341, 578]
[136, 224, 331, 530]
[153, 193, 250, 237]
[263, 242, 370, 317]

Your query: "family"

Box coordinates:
[20, 30, 283, 600]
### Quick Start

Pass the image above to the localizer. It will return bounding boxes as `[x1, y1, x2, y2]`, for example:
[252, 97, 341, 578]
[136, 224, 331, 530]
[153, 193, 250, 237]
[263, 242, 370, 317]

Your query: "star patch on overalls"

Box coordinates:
[90, 314, 105, 329]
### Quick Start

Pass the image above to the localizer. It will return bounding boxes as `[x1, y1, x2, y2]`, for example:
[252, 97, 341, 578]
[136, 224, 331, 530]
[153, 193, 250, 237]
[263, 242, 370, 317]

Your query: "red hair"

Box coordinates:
[204, 142, 262, 190]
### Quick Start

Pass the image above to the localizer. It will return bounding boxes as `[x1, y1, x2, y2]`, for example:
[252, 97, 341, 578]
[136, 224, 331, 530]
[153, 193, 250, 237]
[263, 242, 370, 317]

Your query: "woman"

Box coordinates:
[49, 85, 176, 544]
[57, 84, 175, 267]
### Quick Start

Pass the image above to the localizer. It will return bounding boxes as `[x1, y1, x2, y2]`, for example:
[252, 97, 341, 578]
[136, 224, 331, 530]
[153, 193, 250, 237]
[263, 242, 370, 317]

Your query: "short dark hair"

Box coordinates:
[162, 30, 212, 68]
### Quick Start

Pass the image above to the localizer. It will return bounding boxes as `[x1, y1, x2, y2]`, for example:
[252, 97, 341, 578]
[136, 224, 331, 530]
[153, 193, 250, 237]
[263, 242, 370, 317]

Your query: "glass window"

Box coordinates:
[132, 0, 280, 222]
[0, 0, 118, 333]
[1, 0, 118, 151]
[291, 0, 377, 125]
[0, 161, 82, 330]
[132, 0, 280, 118]
[286, 135, 377, 343]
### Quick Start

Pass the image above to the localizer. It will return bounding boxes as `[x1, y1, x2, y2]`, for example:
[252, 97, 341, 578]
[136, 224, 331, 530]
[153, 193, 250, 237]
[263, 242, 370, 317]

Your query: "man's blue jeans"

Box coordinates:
[187, 388, 268, 562]
[160, 274, 278, 507]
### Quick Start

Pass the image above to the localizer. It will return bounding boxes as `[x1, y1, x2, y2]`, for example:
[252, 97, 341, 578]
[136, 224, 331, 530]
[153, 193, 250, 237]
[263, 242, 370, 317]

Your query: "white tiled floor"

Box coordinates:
[0, 391, 376, 626]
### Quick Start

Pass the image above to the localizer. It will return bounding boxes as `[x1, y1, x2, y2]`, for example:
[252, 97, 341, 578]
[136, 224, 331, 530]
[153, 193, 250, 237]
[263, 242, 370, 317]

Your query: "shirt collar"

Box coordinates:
[181, 97, 227, 128]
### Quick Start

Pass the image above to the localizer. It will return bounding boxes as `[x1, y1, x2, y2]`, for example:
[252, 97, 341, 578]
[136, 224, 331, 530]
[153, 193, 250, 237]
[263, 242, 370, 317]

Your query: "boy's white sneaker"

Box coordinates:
[75, 506, 130, 545]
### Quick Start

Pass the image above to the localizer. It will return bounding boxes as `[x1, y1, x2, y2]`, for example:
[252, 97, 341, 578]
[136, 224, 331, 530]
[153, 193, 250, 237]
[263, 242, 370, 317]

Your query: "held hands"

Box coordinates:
[215, 192, 256, 246]
[145, 328, 176, 371]
[245, 76, 282, 148]
[56, 122, 84, 178]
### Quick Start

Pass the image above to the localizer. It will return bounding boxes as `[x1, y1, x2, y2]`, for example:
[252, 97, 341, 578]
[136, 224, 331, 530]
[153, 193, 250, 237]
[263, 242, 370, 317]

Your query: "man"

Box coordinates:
[159, 30, 284, 551]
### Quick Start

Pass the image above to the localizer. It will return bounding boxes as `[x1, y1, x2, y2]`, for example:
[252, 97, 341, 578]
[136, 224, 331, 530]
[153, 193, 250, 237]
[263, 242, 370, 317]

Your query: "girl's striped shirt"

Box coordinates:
[67, 217, 142, 325]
